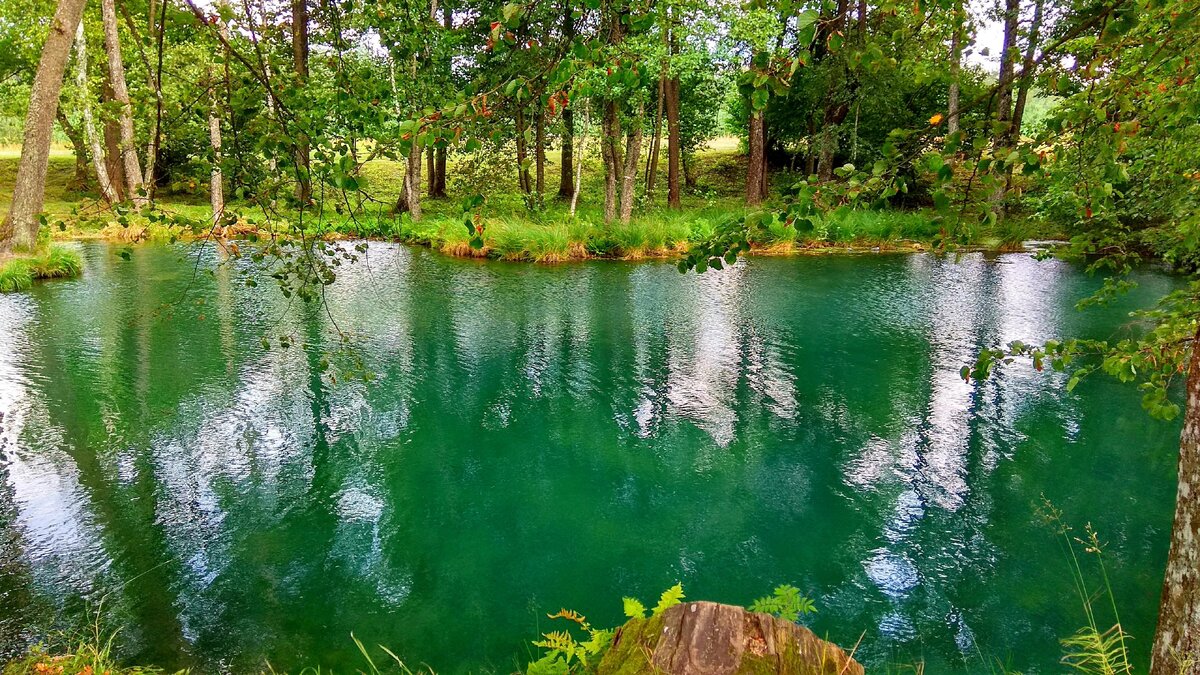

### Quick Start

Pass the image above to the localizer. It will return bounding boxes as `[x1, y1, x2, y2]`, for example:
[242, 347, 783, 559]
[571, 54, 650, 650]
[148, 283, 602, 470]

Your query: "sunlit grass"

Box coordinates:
[0, 244, 82, 292]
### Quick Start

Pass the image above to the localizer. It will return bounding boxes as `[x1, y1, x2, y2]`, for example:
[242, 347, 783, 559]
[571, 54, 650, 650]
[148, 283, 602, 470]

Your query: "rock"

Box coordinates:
[597, 602, 863, 675]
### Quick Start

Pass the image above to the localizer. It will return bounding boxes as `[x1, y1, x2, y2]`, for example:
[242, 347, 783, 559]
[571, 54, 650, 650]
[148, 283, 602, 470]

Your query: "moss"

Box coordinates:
[594, 614, 666, 675]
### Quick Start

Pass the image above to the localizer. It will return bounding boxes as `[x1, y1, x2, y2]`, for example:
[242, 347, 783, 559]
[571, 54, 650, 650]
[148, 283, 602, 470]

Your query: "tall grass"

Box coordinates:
[0, 244, 81, 292]
[0, 257, 33, 292]
[1038, 497, 1134, 675]
[3, 609, 170, 675]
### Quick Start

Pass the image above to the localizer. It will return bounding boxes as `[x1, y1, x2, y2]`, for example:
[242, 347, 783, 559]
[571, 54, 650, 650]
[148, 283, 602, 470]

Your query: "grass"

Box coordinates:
[1, 610, 174, 675]
[0, 244, 83, 292]
[1, 140, 1062, 264]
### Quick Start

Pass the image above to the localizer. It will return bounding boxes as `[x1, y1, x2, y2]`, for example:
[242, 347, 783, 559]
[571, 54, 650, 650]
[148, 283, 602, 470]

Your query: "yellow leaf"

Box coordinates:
[929, 113, 944, 125]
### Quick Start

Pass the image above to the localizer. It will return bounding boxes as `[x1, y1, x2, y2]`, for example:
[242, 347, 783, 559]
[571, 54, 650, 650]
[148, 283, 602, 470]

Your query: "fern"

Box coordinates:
[749, 585, 817, 623]
[622, 597, 647, 619]
[528, 610, 614, 674]
[652, 584, 685, 616]
[1061, 624, 1133, 674]
[547, 609, 588, 626]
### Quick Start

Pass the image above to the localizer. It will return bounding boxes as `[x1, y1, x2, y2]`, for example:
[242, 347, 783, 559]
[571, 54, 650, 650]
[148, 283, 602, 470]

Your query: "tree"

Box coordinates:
[1, 0, 89, 252]
[71, 22, 119, 203]
[100, 0, 146, 207]
[292, 0, 310, 203]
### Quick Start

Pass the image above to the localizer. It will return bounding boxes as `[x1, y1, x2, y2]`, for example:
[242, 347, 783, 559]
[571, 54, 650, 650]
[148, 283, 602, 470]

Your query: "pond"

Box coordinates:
[0, 242, 1183, 673]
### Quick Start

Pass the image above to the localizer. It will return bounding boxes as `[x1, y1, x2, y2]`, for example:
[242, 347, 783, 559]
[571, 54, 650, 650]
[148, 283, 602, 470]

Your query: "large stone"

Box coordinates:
[596, 602, 863, 675]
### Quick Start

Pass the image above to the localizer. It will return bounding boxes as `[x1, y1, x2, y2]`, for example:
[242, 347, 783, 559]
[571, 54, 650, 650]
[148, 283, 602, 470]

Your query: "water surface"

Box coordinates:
[0, 242, 1182, 672]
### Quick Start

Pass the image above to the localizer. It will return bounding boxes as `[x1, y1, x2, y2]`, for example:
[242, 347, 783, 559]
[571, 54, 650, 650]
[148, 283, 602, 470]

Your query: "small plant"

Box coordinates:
[526, 609, 613, 675]
[749, 585, 817, 623]
[1037, 497, 1133, 675]
[525, 585, 684, 675]
[621, 583, 685, 620]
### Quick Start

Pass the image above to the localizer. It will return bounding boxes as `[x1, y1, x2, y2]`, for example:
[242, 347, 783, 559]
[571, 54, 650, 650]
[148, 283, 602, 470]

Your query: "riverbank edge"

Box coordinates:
[50, 221, 1040, 264]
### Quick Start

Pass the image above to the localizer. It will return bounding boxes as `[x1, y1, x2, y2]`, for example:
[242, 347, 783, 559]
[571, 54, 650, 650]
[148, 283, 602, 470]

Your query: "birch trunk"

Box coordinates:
[74, 24, 120, 204]
[1, 0, 89, 252]
[209, 102, 223, 227]
[570, 104, 590, 217]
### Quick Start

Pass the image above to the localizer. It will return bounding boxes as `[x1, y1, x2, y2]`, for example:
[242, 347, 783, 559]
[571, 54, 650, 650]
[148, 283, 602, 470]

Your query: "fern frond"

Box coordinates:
[1061, 623, 1133, 675]
[749, 584, 817, 622]
[534, 630, 578, 654]
[547, 608, 588, 627]
[582, 629, 614, 657]
[652, 584, 685, 616]
[623, 597, 647, 619]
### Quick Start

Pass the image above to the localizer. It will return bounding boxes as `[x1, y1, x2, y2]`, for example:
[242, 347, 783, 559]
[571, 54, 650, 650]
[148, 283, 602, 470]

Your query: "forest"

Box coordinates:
[1, 0, 1200, 673]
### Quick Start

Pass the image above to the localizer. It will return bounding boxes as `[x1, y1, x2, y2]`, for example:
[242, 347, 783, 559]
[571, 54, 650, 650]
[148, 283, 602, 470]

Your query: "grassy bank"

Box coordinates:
[2, 144, 1059, 264]
[0, 244, 82, 292]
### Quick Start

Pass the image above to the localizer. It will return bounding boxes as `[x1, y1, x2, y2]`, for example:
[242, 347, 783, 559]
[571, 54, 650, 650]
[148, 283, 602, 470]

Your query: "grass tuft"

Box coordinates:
[0, 244, 82, 292]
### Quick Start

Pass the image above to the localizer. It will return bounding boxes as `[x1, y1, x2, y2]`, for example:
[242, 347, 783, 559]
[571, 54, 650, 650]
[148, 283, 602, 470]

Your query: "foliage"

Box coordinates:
[621, 583, 685, 620]
[526, 609, 614, 675]
[748, 585, 817, 623]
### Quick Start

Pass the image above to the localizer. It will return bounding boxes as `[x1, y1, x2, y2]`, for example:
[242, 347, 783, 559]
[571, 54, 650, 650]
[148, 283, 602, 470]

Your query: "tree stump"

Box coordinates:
[597, 601, 863, 675]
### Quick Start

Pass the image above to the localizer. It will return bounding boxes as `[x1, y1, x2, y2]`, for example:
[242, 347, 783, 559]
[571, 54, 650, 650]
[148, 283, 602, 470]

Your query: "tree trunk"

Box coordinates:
[683, 151, 696, 189]
[0, 0, 88, 252]
[666, 75, 681, 208]
[292, 0, 310, 203]
[1150, 326, 1200, 675]
[559, 106, 574, 199]
[119, 0, 162, 199]
[426, 146, 435, 196]
[816, 0, 850, 183]
[146, 0, 164, 199]
[645, 71, 665, 197]
[101, 76, 126, 201]
[56, 110, 89, 190]
[75, 24, 120, 204]
[434, 147, 447, 197]
[1009, 0, 1045, 148]
[619, 103, 643, 224]
[760, 117, 770, 200]
[556, 0, 575, 199]
[947, 2, 963, 136]
[570, 104, 590, 217]
[535, 104, 546, 197]
[394, 143, 423, 220]
[990, 0, 1019, 215]
[516, 105, 531, 194]
[209, 96, 224, 226]
[746, 109, 765, 206]
[101, 0, 146, 208]
[602, 100, 621, 224]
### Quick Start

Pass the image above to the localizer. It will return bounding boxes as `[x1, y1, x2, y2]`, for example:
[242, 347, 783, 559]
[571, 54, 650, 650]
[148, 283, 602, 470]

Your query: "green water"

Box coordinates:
[0, 242, 1182, 673]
